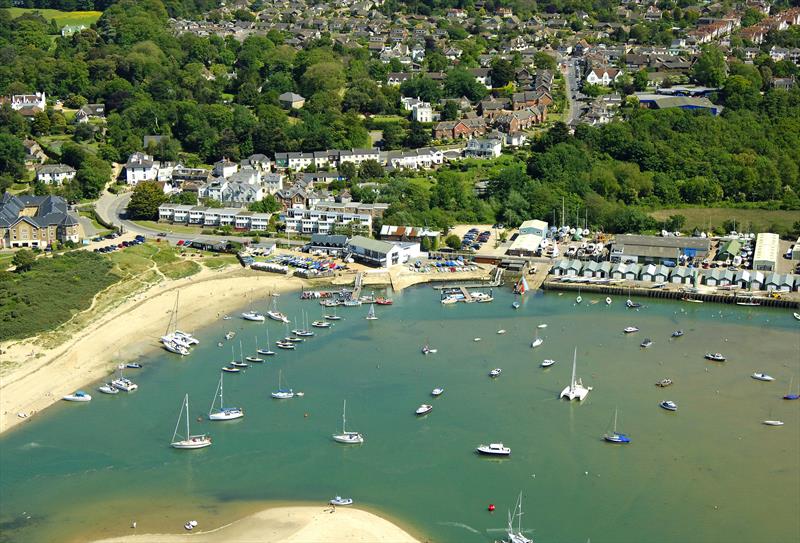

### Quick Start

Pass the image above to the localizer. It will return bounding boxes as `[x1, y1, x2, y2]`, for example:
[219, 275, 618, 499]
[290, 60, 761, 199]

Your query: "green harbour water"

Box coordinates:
[1, 286, 799, 543]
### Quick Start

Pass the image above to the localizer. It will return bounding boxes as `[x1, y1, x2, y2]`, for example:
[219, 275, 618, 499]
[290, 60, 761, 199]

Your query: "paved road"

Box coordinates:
[563, 58, 583, 126]
[94, 190, 304, 248]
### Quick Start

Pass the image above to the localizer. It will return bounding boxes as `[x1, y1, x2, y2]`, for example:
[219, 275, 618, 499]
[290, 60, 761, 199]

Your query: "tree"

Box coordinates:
[0, 133, 25, 178]
[490, 58, 515, 88]
[12, 249, 36, 273]
[633, 69, 649, 92]
[127, 181, 168, 220]
[170, 191, 197, 205]
[533, 52, 557, 71]
[441, 100, 459, 121]
[691, 46, 728, 87]
[664, 214, 687, 232]
[339, 161, 356, 180]
[444, 234, 461, 250]
[444, 69, 487, 102]
[359, 159, 385, 179]
[248, 194, 280, 213]
[381, 123, 405, 150]
[405, 120, 431, 148]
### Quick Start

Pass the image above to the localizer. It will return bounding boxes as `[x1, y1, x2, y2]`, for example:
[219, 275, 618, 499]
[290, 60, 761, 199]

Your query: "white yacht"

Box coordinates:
[332, 400, 364, 443]
[111, 377, 138, 392]
[208, 374, 244, 421]
[242, 311, 265, 322]
[752, 373, 775, 382]
[163, 340, 189, 356]
[503, 492, 533, 543]
[98, 383, 118, 394]
[271, 370, 294, 399]
[267, 298, 290, 323]
[623, 326, 639, 333]
[257, 332, 276, 356]
[560, 347, 590, 401]
[365, 303, 378, 320]
[415, 404, 433, 415]
[312, 320, 331, 328]
[171, 394, 212, 449]
[476, 443, 511, 456]
[431, 387, 444, 396]
[173, 330, 199, 345]
[63, 391, 92, 402]
[540, 359, 555, 368]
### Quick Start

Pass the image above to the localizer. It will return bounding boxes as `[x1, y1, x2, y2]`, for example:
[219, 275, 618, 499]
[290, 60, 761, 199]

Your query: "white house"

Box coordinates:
[346, 235, 421, 269]
[386, 148, 444, 169]
[283, 206, 372, 235]
[10, 92, 46, 111]
[36, 164, 76, 185]
[411, 102, 433, 122]
[585, 68, 622, 86]
[464, 138, 502, 159]
[263, 173, 284, 194]
[125, 152, 159, 185]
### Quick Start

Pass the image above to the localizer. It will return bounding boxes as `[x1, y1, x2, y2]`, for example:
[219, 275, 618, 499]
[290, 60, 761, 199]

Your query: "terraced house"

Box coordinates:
[0, 194, 79, 249]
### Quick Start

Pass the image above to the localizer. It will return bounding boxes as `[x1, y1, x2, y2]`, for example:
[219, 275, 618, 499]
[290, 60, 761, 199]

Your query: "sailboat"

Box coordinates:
[267, 297, 290, 323]
[512, 276, 528, 309]
[208, 374, 244, 420]
[626, 288, 642, 309]
[171, 394, 211, 449]
[257, 331, 276, 356]
[503, 492, 533, 543]
[576, 287, 582, 304]
[530, 329, 543, 348]
[560, 347, 590, 401]
[421, 338, 438, 355]
[161, 292, 194, 353]
[332, 399, 364, 444]
[325, 307, 342, 321]
[271, 370, 294, 399]
[365, 303, 378, 320]
[246, 336, 264, 363]
[603, 408, 630, 443]
[783, 376, 799, 400]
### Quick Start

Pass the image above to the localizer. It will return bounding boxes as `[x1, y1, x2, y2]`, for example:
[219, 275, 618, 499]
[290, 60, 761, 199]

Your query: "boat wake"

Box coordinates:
[19, 441, 42, 451]
[438, 521, 481, 534]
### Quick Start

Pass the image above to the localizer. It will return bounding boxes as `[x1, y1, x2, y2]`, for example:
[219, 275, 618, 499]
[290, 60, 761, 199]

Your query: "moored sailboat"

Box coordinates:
[332, 400, 364, 443]
[560, 347, 590, 401]
[603, 408, 631, 444]
[171, 394, 211, 449]
[208, 373, 244, 420]
[365, 303, 378, 320]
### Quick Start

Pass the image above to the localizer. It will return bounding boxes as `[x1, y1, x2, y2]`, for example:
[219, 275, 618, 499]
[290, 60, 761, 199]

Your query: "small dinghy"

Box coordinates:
[671, 330, 684, 338]
[655, 378, 673, 387]
[540, 359, 556, 368]
[497, 329, 506, 334]
[793, 312, 800, 321]
[415, 404, 433, 415]
[489, 368, 502, 377]
[537, 324, 547, 329]
[330, 496, 353, 506]
[474, 337, 482, 342]
[659, 400, 678, 412]
[605, 297, 612, 305]
[125, 363, 143, 369]
[530, 337, 543, 348]
[431, 387, 444, 396]
[623, 326, 639, 333]
[751, 373, 775, 382]
[763, 420, 784, 426]
[640, 338, 653, 348]
[705, 352, 726, 362]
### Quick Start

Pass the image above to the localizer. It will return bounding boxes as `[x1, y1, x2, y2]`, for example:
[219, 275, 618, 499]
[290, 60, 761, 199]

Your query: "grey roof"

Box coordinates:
[279, 92, 305, 102]
[37, 163, 75, 175]
[347, 235, 394, 254]
[0, 193, 77, 228]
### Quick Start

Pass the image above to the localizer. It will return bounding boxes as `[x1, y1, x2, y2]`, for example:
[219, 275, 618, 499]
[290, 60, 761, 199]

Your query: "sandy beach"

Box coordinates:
[0, 267, 305, 435]
[91, 506, 421, 543]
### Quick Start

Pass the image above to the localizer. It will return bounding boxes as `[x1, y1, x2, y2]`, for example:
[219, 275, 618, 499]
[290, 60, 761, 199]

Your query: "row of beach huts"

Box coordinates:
[550, 259, 799, 292]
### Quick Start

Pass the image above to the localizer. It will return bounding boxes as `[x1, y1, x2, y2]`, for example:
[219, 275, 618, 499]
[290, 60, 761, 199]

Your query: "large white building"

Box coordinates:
[507, 219, 548, 257]
[158, 204, 271, 231]
[385, 148, 444, 170]
[36, 164, 76, 186]
[283, 206, 372, 235]
[274, 148, 381, 171]
[754, 232, 779, 272]
[346, 235, 421, 268]
[125, 152, 160, 185]
[10, 92, 46, 111]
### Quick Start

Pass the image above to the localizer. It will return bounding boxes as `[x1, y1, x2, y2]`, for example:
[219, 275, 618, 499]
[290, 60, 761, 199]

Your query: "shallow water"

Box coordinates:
[1, 287, 799, 543]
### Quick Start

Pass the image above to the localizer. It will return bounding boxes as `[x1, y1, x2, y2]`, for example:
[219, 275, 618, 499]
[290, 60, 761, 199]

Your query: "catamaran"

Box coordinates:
[271, 370, 294, 399]
[502, 492, 533, 543]
[560, 347, 590, 401]
[603, 408, 631, 444]
[163, 339, 189, 356]
[365, 303, 378, 320]
[208, 374, 244, 420]
[111, 364, 138, 391]
[332, 400, 363, 443]
[161, 292, 196, 352]
[171, 394, 211, 449]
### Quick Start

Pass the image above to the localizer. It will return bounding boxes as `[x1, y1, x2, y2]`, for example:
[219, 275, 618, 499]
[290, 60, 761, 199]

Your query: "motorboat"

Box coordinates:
[537, 324, 547, 329]
[271, 370, 294, 399]
[671, 330, 684, 338]
[242, 311, 265, 322]
[655, 379, 673, 387]
[332, 400, 363, 443]
[221, 366, 241, 373]
[125, 363, 143, 369]
[497, 329, 506, 334]
[163, 340, 189, 356]
[623, 326, 639, 333]
[640, 338, 653, 348]
[705, 353, 726, 362]
[343, 299, 362, 307]
[441, 296, 459, 305]
[63, 391, 92, 402]
[111, 377, 138, 392]
[376, 297, 393, 305]
[530, 337, 543, 348]
[267, 310, 290, 323]
[245, 356, 264, 363]
[312, 320, 331, 328]
[431, 387, 444, 396]
[171, 394, 212, 449]
[476, 443, 511, 456]
[330, 496, 353, 506]
[626, 299, 642, 309]
[751, 373, 775, 382]
[224, 331, 236, 340]
[415, 404, 433, 415]
[540, 359, 555, 368]
[659, 400, 678, 412]
[763, 420, 784, 426]
[208, 374, 244, 421]
[98, 383, 118, 394]
[560, 348, 590, 401]
[605, 297, 612, 305]
[603, 408, 631, 444]
[421, 343, 437, 355]
[489, 368, 502, 377]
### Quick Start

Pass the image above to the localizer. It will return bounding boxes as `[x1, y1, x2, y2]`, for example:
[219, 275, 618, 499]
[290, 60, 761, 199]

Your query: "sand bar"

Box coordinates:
[91, 506, 421, 543]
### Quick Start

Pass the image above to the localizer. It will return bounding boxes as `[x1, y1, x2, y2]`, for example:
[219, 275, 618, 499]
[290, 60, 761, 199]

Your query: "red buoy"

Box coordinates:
[488, 504, 495, 512]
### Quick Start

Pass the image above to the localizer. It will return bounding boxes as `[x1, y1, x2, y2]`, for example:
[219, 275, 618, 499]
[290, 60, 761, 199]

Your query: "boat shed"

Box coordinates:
[582, 261, 600, 277]
[641, 264, 657, 282]
[346, 235, 420, 269]
[704, 268, 725, 286]
[623, 263, 641, 280]
[566, 260, 583, 276]
[507, 219, 548, 257]
[610, 235, 710, 265]
[610, 262, 628, 280]
[764, 273, 795, 292]
[551, 259, 570, 276]
[670, 266, 694, 284]
[753, 233, 779, 272]
[597, 261, 612, 278]
[654, 265, 671, 282]
[716, 239, 741, 260]
[720, 268, 736, 286]
[308, 234, 349, 255]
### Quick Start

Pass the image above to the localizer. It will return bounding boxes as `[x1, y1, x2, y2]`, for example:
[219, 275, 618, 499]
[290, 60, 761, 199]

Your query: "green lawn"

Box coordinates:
[200, 253, 239, 269]
[371, 115, 404, 123]
[0, 253, 14, 271]
[132, 220, 205, 235]
[649, 207, 799, 236]
[4, 7, 102, 28]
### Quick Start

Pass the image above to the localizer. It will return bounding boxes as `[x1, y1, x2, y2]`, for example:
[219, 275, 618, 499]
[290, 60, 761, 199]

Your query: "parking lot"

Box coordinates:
[447, 224, 509, 256]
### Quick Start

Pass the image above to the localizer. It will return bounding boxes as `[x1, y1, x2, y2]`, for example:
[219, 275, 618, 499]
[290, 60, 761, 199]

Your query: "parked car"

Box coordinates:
[157, 232, 167, 237]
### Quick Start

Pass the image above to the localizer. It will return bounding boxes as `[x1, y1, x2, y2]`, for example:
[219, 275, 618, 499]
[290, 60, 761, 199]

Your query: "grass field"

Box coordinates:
[131, 220, 205, 236]
[649, 208, 799, 236]
[4, 7, 102, 28]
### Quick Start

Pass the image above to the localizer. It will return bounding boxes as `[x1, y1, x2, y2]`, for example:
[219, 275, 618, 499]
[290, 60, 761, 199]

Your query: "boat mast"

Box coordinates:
[185, 394, 190, 440]
[342, 399, 347, 433]
[173, 394, 185, 442]
[571, 348, 577, 389]
[210, 376, 221, 415]
[613, 407, 618, 433]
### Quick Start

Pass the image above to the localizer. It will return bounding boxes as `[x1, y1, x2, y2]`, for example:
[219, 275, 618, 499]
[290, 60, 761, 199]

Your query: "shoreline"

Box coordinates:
[0, 267, 306, 436]
[88, 505, 422, 543]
